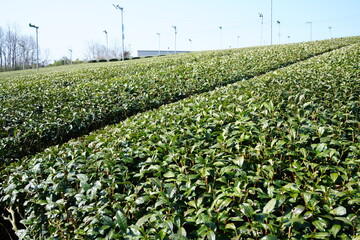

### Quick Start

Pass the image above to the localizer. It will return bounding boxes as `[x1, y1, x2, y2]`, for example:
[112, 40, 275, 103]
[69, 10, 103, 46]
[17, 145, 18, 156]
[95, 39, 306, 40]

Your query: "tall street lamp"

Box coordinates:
[259, 13, 264, 46]
[103, 30, 108, 60]
[69, 49, 73, 64]
[172, 26, 177, 54]
[306, 21, 312, 41]
[328, 27, 332, 39]
[188, 39, 192, 51]
[29, 23, 39, 70]
[277, 20, 281, 44]
[113, 5, 125, 61]
[270, 0, 273, 45]
[19, 43, 25, 70]
[156, 33, 161, 55]
[219, 26, 223, 49]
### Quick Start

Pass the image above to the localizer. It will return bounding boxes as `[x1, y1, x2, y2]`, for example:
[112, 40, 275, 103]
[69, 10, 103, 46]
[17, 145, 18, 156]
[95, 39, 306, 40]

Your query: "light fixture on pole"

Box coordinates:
[29, 23, 39, 70]
[103, 30, 108, 60]
[219, 26, 223, 49]
[259, 13, 264, 46]
[277, 20, 281, 44]
[156, 33, 161, 55]
[69, 49, 73, 64]
[172, 26, 177, 54]
[306, 22, 313, 41]
[328, 27, 332, 39]
[188, 39, 192, 51]
[113, 4, 125, 61]
[306, 22, 312, 41]
[237, 35, 240, 48]
[270, 0, 273, 45]
[19, 43, 25, 70]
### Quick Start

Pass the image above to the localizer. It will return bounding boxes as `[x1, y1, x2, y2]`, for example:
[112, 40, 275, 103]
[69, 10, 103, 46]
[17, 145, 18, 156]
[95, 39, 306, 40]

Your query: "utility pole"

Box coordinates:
[113, 5, 125, 61]
[259, 13, 264, 46]
[306, 21, 312, 41]
[29, 23, 39, 70]
[172, 25, 177, 54]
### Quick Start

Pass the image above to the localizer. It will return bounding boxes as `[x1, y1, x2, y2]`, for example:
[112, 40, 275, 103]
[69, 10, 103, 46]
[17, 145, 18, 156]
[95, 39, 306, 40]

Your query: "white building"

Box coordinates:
[137, 50, 191, 57]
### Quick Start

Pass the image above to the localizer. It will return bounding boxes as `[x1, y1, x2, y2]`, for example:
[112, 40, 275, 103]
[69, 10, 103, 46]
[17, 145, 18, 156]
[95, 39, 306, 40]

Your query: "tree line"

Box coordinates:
[84, 41, 131, 61]
[0, 24, 132, 71]
[0, 25, 42, 71]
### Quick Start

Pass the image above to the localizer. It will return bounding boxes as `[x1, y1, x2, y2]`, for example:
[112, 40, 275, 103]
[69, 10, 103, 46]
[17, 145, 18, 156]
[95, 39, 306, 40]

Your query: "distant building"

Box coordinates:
[137, 50, 191, 57]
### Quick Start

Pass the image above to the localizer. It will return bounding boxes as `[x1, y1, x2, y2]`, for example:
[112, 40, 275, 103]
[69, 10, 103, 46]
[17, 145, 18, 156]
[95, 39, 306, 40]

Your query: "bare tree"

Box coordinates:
[5, 24, 21, 69]
[84, 41, 107, 60]
[85, 41, 131, 61]
[0, 26, 4, 70]
[0, 24, 40, 71]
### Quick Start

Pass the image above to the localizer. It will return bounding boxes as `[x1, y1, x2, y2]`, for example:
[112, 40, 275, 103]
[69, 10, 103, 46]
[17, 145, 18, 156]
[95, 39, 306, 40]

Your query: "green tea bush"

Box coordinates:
[1, 42, 359, 239]
[1, 37, 359, 165]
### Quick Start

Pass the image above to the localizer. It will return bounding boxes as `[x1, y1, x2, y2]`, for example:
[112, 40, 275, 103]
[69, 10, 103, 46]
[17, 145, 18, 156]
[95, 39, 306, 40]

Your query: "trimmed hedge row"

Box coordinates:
[1, 42, 359, 239]
[1, 37, 359, 165]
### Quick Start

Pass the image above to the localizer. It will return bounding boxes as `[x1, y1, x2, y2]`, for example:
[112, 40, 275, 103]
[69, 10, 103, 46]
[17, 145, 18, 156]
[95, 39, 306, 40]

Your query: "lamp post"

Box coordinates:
[270, 0, 273, 45]
[188, 39, 192, 51]
[156, 33, 161, 55]
[172, 26, 177, 54]
[19, 43, 25, 70]
[103, 30, 108, 60]
[237, 35, 240, 48]
[113, 5, 125, 61]
[328, 27, 332, 39]
[29, 23, 39, 70]
[69, 49, 73, 64]
[259, 13, 264, 46]
[219, 26, 223, 49]
[277, 20, 281, 44]
[306, 21, 312, 41]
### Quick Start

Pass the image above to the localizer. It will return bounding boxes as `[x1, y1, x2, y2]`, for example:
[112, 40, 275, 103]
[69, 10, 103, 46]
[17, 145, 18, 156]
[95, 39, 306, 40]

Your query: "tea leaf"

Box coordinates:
[330, 206, 346, 216]
[115, 210, 127, 232]
[329, 224, 341, 238]
[263, 198, 277, 214]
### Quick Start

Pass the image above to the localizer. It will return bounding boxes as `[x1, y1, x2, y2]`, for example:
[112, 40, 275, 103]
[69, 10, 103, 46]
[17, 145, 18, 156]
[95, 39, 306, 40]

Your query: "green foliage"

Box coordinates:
[49, 58, 84, 67]
[1, 39, 359, 239]
[1, 37, 359, 165]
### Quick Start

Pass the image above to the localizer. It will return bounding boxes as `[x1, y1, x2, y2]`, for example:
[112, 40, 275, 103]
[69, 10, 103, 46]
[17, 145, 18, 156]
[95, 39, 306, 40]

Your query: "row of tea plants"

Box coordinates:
[1, 42, 359, 239]
[1, 37, 360, 164]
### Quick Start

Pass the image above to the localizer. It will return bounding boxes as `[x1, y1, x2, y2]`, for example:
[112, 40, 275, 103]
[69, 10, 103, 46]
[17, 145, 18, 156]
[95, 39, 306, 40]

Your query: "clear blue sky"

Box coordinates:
[1, 0, 359, 61]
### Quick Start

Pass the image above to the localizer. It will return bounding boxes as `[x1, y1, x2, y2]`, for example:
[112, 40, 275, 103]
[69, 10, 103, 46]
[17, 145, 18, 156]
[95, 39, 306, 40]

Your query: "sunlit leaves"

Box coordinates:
[1, 39, 359, 239]
[2, 37, 360, 164]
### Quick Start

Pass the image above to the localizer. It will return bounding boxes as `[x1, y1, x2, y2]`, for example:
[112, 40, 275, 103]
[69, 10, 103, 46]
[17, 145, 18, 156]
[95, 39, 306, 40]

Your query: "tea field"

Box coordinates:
[1, 37, 359, 165]
[0, 37, 359, 239]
